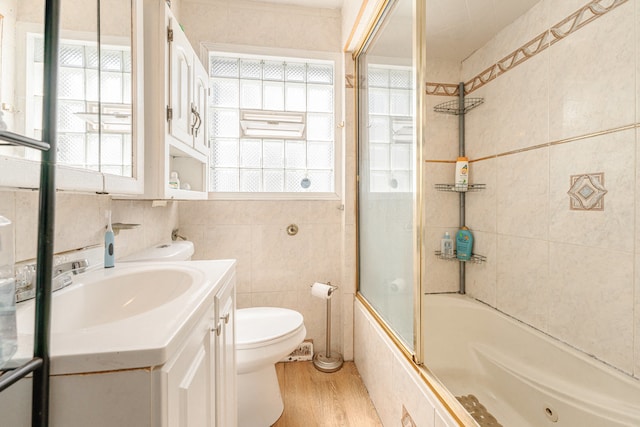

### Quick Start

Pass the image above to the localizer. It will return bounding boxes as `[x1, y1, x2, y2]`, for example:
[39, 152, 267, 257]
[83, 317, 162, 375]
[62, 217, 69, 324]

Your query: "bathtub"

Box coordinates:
[423, 294, 640, 427]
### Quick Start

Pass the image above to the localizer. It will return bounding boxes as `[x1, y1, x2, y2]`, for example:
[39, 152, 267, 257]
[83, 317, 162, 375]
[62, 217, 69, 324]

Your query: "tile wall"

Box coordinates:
[425, 0, 640, 377]
[177, 0, 354, 358]
[0, 190, 178, 264]
[354, 300, 462, 427]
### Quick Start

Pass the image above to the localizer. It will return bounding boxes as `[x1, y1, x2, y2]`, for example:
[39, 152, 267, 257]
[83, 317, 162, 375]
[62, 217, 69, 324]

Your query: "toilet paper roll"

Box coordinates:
[311, 282, 334, 299]
[389, 278, 406, 293]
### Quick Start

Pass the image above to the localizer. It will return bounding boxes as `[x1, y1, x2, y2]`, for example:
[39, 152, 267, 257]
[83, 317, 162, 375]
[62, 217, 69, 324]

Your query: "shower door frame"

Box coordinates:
[353, 1, 474, 424]
[353, 0, 424, 365]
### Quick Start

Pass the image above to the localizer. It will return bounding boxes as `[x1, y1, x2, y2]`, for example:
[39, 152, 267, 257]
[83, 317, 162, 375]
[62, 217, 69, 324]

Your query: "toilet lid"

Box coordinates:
[236, 307, 304, 348]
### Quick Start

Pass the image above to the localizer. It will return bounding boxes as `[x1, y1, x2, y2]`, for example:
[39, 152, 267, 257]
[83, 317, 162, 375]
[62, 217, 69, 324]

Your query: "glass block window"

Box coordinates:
[367, 65, 414, 193]
[209, 53, 335, 193]
[29, 36, 132, 176]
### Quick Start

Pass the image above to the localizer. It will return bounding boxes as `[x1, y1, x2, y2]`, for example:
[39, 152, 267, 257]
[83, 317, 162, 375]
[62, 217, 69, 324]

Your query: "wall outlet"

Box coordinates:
[281, 339, 313, 362]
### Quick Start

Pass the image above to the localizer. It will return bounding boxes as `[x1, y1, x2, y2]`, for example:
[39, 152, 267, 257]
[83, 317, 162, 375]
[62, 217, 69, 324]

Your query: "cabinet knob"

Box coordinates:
[221, 312, 230, 324]
[211, 321, 222, 336]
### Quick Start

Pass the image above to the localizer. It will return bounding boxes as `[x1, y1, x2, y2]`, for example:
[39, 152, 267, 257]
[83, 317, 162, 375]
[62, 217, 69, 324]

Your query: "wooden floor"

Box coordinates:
[272, 361, 383, 427]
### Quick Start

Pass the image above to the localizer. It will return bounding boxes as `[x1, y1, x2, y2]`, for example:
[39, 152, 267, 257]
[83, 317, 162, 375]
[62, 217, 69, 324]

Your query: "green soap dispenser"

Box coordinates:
[456, 227, 473, 261]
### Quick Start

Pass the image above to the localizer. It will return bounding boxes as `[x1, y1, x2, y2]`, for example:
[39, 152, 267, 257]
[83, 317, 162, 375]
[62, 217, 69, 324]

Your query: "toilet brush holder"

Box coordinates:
[311, 282, 343, 373]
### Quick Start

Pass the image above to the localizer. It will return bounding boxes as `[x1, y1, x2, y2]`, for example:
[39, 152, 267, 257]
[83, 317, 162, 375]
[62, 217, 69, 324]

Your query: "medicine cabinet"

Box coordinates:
[0, 0, 144, 194]
[139, 0, 209, 200]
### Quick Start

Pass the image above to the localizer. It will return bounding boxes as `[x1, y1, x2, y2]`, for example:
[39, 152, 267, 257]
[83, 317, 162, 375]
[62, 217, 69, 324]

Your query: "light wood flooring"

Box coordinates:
[272, 361, 383, 427]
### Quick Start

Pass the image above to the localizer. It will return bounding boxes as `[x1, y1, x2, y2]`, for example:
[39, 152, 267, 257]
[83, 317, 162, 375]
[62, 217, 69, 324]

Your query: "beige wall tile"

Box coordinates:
[496, 148, 549, 239]
[465, 230, 497, 307]
[548, 3, 635, 141]
[496, 235, 549, 331]
[548, 242, 634, 373]
[466, 158, 496, 233]
[181, 0, 341, 53]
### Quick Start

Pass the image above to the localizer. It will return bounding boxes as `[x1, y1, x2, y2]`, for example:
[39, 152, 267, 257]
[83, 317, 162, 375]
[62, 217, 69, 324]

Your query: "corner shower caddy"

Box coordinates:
[432, 83, 486, 293]
[0, 0, 60, 425]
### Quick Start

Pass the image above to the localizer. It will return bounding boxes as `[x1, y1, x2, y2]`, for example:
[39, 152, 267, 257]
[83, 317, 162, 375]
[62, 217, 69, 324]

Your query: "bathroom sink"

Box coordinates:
[52, 267, 194, 331]
[12, 260, 236, 375]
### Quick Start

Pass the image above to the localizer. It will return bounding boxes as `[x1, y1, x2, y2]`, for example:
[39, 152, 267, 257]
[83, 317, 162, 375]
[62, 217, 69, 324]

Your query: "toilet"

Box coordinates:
[236, 307, 306, 427]
[122, 241, 306, 427]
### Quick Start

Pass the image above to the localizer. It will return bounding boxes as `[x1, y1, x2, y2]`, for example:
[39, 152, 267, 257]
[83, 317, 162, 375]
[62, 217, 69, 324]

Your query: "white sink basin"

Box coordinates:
[12, 260, 236, 375]
[53, 268, 195, 331]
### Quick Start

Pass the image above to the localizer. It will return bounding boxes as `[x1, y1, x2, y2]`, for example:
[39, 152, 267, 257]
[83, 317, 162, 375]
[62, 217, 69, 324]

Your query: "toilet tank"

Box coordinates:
[120, 241, 194, 262]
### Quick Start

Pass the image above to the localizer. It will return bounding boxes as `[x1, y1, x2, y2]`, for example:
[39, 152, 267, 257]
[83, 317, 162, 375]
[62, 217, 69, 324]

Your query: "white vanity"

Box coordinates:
[0, 260, 237, 427]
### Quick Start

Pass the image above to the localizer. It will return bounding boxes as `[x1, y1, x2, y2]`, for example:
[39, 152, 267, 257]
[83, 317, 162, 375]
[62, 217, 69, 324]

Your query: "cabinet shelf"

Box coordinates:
[434, 183, 486, 192]
[434, 250, 486, 264]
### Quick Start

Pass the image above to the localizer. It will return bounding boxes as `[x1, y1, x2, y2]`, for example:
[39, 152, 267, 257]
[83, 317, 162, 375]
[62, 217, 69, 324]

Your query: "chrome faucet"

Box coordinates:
[15, 258, 89, 302]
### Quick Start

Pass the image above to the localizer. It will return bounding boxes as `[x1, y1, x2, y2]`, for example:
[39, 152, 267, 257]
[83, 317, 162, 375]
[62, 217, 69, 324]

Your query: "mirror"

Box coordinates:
[0, 0, 135, 180]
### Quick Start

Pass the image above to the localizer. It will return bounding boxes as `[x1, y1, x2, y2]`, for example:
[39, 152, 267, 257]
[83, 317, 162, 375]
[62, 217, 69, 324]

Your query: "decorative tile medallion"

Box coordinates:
[345, 73, 355, 89]
[568, 173, 607, 210]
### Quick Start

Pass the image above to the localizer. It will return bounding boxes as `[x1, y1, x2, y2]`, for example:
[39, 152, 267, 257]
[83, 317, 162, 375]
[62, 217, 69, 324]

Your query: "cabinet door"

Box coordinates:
[214, 277, 237, 427]
[168, 19, 194, 147]
[192, 59, 209, 156]
[164, 308, 214, 427]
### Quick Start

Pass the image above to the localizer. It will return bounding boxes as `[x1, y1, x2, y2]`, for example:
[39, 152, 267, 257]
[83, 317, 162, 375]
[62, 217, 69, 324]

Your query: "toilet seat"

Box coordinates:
[236, 307, 304, 350]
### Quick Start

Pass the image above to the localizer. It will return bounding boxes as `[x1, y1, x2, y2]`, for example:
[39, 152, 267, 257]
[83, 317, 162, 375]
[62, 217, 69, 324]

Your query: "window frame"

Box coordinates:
[201, 42, 343, 201]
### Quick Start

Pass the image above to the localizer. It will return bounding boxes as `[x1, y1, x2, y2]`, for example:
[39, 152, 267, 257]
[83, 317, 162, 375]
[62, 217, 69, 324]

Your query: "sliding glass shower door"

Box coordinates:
[356, 0, 419, 351]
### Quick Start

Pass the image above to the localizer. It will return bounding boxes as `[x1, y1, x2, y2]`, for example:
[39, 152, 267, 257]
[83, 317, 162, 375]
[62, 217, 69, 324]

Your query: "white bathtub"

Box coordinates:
[424, 294, 640, 427]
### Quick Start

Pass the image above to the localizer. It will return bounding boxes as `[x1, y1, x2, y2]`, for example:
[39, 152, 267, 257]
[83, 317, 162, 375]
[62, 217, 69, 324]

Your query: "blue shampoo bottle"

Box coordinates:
[456, 227, 473, 261]
[104, 210, 115, 268]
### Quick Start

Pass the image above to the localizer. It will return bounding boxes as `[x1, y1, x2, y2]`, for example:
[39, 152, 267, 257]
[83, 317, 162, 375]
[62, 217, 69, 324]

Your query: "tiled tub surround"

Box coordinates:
[424, 0, 640, 384]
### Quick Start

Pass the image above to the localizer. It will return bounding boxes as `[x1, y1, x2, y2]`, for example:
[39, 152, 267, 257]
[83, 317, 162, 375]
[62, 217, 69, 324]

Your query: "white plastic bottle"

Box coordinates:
[169, 171, 180, 189]
[440, 231, 453, 258]
[455, 156, 469, 191]
[0, 216, 16, 368]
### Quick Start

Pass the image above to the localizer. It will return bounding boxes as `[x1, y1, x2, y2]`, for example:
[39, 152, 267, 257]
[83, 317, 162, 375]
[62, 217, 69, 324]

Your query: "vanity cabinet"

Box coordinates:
[0, 265, 237, 427]
[162, 301, 215, 426]
[141, 0, 209, 200]
[161, 272, 236, 427]
[213, 273, 237, 427]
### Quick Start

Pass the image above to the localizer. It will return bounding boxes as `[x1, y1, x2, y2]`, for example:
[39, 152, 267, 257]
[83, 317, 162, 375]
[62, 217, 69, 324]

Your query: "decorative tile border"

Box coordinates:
[568, 173, 607, 210]
[425, 0, 629, 96]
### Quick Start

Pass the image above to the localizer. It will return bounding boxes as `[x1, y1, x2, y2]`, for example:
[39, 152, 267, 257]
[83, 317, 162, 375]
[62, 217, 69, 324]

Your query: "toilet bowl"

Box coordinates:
[236, 307, 306, 427]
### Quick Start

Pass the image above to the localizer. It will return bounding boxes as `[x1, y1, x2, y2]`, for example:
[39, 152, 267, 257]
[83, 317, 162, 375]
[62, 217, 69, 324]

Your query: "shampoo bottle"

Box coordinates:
[104, 210, 115, 268]
[455, 156, 469, 191]
[456, 227, 473, 261]
[440, 232, 453, 258]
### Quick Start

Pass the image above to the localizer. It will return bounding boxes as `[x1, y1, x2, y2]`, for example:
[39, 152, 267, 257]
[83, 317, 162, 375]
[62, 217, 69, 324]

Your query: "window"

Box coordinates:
[27, 36, 132, 175]
[366, 64, 414, 193]
[208, 52, 336, 195]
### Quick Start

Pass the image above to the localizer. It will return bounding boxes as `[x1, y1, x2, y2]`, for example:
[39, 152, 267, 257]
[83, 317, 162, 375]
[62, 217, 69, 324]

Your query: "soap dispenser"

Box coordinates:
[104, 210, 115, 268]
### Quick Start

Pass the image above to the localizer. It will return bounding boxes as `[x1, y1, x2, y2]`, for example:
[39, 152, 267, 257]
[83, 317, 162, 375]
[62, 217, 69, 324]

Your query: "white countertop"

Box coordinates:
[9, 259, 236, 375]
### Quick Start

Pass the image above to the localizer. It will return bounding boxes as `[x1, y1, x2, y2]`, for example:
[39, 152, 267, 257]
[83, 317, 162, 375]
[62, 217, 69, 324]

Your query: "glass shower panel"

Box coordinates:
[357, 0, 416, 349]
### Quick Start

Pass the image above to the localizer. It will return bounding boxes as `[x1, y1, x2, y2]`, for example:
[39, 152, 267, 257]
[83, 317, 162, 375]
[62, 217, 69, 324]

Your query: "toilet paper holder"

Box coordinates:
[310, 281, 343, 373]
[310, 281, 337, 297]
